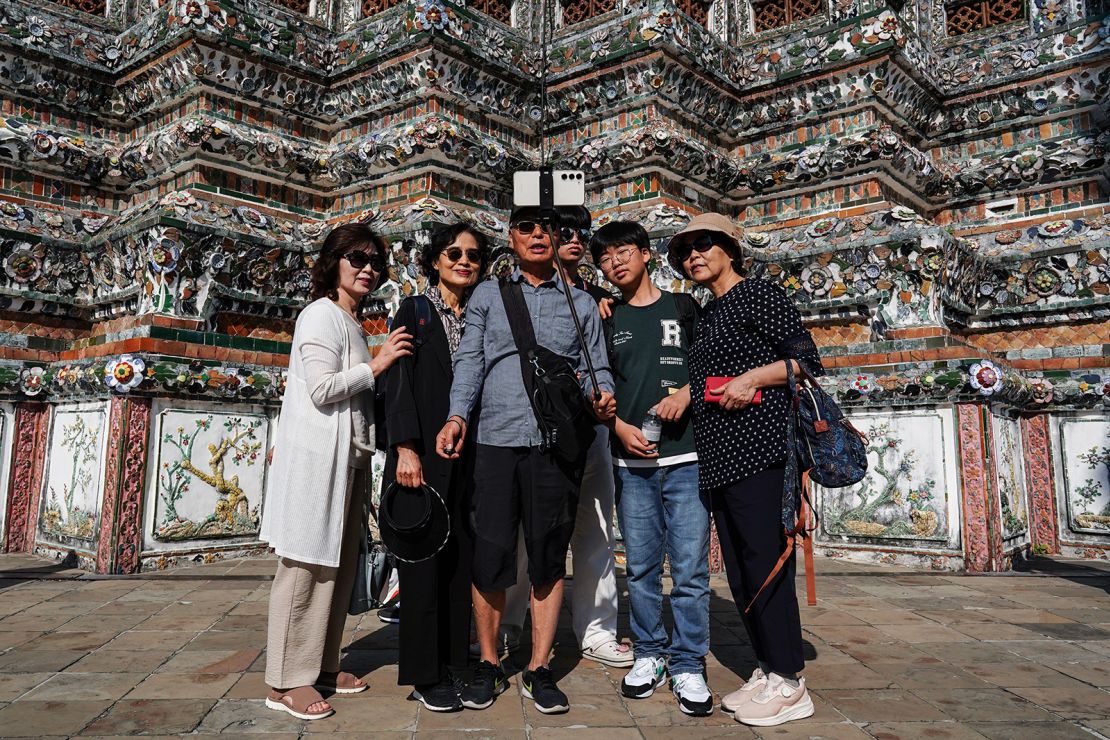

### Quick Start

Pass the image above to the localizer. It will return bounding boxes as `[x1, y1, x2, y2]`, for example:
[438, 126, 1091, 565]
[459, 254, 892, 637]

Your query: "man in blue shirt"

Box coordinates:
[437, 206, 616, 715]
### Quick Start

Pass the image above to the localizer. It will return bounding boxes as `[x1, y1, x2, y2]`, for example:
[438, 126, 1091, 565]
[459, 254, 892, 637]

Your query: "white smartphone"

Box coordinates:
[513, 170, 586, 207]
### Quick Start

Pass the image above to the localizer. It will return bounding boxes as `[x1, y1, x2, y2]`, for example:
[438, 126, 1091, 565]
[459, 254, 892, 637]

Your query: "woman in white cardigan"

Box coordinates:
[260, 223, 412, 721]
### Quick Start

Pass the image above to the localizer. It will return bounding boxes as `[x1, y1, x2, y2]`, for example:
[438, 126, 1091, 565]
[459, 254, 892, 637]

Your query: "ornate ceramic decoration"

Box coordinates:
[150, 409, 269, 544]
[817, 411, 958, 547]
[992, 414, 1030, 545]
[38, 405, 108, 551]
[1059, 416, 1110, 534]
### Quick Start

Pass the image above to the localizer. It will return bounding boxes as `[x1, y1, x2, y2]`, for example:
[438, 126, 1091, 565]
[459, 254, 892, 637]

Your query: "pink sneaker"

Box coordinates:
[734, 674, 814, 727]
[721, 667, 767, 713]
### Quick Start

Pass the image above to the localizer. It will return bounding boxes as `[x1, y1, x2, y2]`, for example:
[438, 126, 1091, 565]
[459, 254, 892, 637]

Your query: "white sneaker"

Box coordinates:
[721, 666, 767, 713]
[734, 673, 814, 727]
[620, 656, 667, 699]
[671, 672, 714, 716]
[581, 639, 634, 668]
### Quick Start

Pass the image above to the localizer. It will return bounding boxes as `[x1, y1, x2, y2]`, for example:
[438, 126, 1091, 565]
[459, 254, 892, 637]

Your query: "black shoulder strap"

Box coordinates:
[411, 295, 432, 348]
[498, 278, 539, 355]
[672, 292, 698, 347]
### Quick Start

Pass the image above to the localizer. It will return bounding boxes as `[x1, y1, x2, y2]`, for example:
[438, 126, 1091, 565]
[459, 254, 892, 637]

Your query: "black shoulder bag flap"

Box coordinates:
[498, 279, 596, 471]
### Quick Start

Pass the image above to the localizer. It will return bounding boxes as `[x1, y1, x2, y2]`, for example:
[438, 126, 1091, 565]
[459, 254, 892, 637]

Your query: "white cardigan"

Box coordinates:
[260, 298, 375, 567]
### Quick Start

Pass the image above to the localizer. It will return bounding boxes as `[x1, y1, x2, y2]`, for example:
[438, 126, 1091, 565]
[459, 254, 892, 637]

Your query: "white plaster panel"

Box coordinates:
[142, 399, 274, 552]
[991, 412, 1031, 547]
[816, 408, 961, 551]
[1056, 414, 1110, 538]
[37, 401, 111, 554]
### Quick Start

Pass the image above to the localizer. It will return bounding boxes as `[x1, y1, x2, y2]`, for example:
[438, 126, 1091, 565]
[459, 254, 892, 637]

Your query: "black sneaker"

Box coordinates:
[521, 666, 569, 714]
[409, 676, 463, 712]
[460, 660, 507, 710]
[377, 603, 400, 624]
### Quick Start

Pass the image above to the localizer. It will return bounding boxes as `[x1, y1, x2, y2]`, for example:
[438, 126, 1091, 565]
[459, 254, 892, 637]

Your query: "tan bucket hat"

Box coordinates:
[666, 212, 741, 251]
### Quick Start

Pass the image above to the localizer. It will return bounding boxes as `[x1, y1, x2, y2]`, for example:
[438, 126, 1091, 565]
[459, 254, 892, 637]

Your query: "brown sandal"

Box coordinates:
[316, 670, 368, 694]
[265, 686, 335, 720]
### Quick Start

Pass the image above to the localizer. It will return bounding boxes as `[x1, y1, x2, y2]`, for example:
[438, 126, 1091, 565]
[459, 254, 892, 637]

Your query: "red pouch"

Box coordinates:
[704, 377, 762, 404]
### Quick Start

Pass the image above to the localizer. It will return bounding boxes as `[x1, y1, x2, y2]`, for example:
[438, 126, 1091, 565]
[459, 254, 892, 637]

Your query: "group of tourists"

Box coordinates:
[259, 205, 824, 729]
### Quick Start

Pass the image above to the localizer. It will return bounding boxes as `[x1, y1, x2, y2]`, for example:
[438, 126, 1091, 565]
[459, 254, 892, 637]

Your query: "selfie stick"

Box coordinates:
[537, 168, 601, 402]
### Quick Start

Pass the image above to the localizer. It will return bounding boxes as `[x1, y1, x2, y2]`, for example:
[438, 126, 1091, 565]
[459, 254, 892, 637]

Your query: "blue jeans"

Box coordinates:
[614, 461, 710, 675]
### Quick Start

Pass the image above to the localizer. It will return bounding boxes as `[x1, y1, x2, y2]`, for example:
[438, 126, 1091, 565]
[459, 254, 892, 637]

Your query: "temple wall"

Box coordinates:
[0, 0, 1105, 572]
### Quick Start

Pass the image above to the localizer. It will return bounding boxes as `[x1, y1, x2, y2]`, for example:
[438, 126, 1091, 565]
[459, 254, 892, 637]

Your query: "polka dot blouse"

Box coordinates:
[689, 278, 824, 491]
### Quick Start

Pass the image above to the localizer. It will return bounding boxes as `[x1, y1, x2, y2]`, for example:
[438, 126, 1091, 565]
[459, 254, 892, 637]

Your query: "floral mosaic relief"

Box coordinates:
[819, 416, 949, 543]
[1062, 418, 1110, 533]
[992, 415, 1029, 542]
[154, 412, 266, 542]
[40, 410, 103, 544]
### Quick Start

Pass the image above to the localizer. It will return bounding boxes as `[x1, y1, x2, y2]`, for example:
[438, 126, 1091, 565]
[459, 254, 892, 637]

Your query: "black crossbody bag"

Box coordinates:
[498, 279, 596, 471]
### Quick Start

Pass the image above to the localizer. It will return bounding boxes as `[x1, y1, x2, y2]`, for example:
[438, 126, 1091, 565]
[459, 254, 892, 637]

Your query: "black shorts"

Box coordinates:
[471, 444, 580, 592]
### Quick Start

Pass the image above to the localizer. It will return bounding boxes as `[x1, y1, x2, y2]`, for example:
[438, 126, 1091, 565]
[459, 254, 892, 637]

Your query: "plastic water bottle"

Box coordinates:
[641, 407, 662, 443]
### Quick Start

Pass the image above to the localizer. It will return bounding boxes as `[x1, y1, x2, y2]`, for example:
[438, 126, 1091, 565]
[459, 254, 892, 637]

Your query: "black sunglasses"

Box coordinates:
[343, 251, 386, 272]
[512, 220, 544, 234]
[672, 233, 718, 263]
[443, 246, 483, 263]
[559, 226, 590, 243]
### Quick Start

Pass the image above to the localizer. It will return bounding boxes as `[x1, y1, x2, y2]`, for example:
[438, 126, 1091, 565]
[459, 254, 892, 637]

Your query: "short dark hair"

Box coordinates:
[555, 205, 591, 230]
[589, 221, 650, 264]
[310, 223, 389, 301]
[419, 222, 490, 285]
[666, 232, 743, 279]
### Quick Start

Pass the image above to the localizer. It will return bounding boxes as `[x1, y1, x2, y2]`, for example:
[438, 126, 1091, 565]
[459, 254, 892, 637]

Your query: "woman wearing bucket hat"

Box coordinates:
[666, 213, 824, 728]
[380, 222, 490, 712]
[260, 223, 412, 721]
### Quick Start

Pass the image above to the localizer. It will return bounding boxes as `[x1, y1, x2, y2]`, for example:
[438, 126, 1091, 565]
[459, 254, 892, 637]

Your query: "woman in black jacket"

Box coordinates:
[381, 222, 489, 711]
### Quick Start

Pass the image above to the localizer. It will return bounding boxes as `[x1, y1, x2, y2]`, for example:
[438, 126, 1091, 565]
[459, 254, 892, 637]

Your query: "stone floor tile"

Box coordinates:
[912, 610, 1001, 625]
[0, 699, 113, 735]
[979, 609, 1078, 624]
[749, 721, 872, 739]
[800, 662, 893, 689]
[228, 602, 269, 616]
[413, 730, 526, 740]
[89, 601, 165, 616]
[872, 624, 977, 644]
[294, 694, 418, 732]
[994, 641, 1106, 663]
[21, 631, 120, 652]
[0, 632, 42, 651]
[192, 698, 306, 733]
[155, 649, 262, 675]
[961, 661, 1084, 688]
[101, 630, 196, 652]
[803, 625, 895, 647]
[643, 726, 758, 738]
[1045, 661, 1110, 687]
[864, 721, 990, 739]
[621, 690, 736, 727]
[126, 672, 241, 699]
[522, 693, 635, 727]
[866, 662, 990, 689]
[966, 721, 1095, 740]
[1007, 685, 1110, 719]
[21, 672, 147, 702]
[530, 729, 643, 740]
[186, 630, 262, 651]
[800, 609, 867, 626]
[910, 642, 1024, 666]
[135, 614, 222, 632]
[1015, 623, 1110, 641]
[837, 641, 940, 665]
[57, 614, 153, 634]
[212, 615, 267, 631]
[222, 671, 269, 699]
[852, 610, 938, 626]
[79, 698, 217, 735]
[814, 689, 951, 722]
[0, 672, 50, 701]
[947, 623, 1050, 642]
[0, 649, 86, 673]
[911, 687, 1058, 721]
[68, 649, 173, 674]
[417, 689, 525, 730]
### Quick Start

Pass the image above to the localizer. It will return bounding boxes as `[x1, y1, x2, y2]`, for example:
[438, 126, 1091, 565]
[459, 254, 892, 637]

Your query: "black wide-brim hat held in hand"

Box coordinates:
[378, 482, 451, 563]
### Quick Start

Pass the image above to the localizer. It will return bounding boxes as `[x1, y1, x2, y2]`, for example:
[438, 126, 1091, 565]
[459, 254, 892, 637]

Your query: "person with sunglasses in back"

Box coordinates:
[666, 214, 823, 728]
[436, 206, 616, 715]
[260, 223, 412, 721]
[497, 205, 633, 672]
[379, 222, 490, 712]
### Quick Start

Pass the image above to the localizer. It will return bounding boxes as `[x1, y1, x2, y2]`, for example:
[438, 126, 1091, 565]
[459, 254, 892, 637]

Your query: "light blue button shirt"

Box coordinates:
[448, 268, 614, 448]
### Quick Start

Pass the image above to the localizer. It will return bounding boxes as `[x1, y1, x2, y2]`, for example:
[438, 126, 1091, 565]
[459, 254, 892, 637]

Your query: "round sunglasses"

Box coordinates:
[442, 246, 483, 263]
[672, 233, 719, 263]
[512, 221, 590, 243]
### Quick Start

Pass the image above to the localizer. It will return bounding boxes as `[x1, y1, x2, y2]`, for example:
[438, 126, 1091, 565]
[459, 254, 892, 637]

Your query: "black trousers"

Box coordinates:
[711, 465, 805, 675]
[396, 478, 473, 686]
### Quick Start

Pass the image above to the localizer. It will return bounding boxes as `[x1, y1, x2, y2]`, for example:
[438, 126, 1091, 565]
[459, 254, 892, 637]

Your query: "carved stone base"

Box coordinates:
[3, 404, 51, 554]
